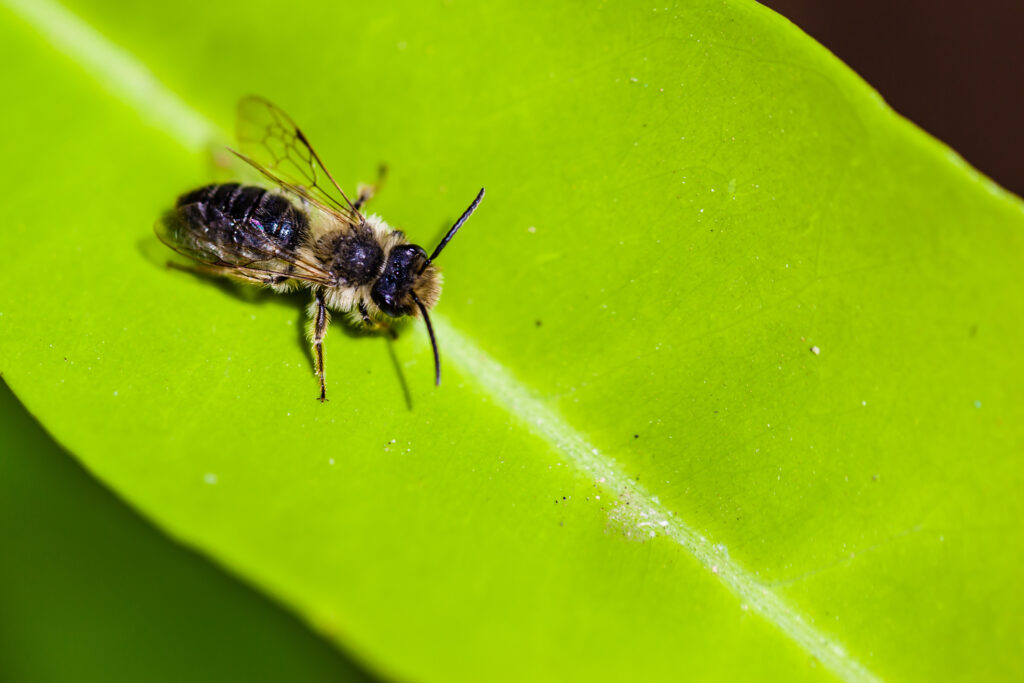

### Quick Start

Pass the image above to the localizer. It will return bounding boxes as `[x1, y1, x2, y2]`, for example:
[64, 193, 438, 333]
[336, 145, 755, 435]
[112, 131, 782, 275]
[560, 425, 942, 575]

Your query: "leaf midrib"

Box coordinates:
[3, 0, 880, 680]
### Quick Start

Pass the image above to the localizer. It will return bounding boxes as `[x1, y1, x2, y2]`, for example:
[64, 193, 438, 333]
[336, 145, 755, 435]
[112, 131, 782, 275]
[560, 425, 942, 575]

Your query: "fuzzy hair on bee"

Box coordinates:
[156, 96, 484, 402]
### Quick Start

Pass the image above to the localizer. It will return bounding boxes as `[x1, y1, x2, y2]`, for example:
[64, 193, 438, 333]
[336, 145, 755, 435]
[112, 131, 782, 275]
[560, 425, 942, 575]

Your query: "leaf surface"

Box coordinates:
[1, 0, 1022, 680]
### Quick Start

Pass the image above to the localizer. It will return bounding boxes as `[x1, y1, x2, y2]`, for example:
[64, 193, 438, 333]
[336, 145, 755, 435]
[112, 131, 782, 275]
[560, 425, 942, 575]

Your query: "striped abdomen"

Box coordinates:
[175, 183, 309, 258]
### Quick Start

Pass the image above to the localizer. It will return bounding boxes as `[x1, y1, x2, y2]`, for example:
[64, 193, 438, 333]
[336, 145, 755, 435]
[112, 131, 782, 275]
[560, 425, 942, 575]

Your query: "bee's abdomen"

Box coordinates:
[177, 183, 308, 251]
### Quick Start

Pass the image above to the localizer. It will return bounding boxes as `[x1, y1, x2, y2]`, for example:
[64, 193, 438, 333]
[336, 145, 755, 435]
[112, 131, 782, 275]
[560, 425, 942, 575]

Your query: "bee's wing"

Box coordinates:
[235, 95, 363, 225]
[155, 208, 335, 286]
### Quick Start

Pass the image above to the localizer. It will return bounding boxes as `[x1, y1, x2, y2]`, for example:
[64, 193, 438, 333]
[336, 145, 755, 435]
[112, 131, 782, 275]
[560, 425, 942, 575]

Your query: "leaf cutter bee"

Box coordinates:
[157, 96, 484, 401]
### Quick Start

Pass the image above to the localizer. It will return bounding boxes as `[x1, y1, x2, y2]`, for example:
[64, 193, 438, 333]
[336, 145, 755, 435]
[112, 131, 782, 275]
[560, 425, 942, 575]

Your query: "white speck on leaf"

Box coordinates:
[203, 473, 218, 485]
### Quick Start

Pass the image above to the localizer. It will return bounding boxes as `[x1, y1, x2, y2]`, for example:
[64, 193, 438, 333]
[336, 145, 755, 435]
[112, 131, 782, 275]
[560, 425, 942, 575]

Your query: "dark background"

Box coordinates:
[762, 0, 1024, 196]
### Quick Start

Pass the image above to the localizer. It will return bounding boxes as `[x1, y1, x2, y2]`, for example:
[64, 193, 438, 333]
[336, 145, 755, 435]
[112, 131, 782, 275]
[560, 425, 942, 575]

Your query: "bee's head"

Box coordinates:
[369, 244, 439, 318]
[370, 188, 485, 386]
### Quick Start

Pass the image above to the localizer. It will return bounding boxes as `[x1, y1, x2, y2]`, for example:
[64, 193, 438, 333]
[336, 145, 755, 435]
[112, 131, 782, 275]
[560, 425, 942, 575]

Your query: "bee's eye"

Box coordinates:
[403, 246, 428, 276]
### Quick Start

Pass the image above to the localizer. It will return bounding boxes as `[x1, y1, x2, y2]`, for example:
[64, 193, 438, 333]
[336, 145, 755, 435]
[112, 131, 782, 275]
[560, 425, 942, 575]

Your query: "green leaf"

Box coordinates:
[2, 0, 1022, 681]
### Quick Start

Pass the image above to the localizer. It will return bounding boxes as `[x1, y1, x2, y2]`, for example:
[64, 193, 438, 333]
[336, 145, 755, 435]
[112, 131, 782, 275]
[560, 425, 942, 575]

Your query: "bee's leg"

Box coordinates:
[354, 164, 388, 211]
[358, 301, 397, 339]
[307, 289, 331, 402]
[357, 301, 372, 325]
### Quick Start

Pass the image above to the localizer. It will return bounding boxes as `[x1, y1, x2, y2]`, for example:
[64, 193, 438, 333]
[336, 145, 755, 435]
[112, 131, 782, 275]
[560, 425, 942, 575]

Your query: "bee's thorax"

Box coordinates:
[314, 224, 385, 286]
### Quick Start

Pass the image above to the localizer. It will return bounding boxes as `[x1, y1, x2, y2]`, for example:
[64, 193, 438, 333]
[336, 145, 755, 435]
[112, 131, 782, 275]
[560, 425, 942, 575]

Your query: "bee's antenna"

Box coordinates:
[411, 292, 441, 386]
[421, 188, 485, 273]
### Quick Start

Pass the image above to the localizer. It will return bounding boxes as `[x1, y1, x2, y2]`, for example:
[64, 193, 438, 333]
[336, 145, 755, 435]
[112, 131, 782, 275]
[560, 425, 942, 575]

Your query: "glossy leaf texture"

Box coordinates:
[1, 0, 1022, 681]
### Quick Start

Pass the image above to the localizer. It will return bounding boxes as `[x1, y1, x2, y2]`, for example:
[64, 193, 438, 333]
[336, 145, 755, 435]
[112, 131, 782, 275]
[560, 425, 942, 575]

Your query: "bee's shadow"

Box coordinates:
[139, 236, 414, 410]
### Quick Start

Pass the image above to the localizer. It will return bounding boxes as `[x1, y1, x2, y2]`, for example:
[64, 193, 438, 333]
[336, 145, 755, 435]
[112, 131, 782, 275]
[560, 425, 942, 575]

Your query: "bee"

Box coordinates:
[157, 96, 485, 401]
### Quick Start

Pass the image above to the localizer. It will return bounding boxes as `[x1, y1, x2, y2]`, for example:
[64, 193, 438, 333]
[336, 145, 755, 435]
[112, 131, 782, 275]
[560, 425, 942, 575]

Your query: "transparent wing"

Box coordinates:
[155, 206, 335, 286]
[235, 95, 362, 224]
